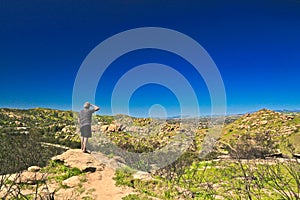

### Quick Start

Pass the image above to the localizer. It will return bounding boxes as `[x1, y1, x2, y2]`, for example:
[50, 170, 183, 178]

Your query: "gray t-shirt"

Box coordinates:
[78, 109, 96, 127]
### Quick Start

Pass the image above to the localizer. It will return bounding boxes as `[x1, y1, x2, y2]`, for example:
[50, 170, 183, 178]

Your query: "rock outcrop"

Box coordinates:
[52, 149, 105, 172]
[220, 109, 300, 158]
[224, 109, 298, 137]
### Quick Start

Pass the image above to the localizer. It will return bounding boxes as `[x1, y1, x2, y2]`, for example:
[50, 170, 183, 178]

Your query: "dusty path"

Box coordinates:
[52, 149, 133, 200]
[83, 166, 132, 200]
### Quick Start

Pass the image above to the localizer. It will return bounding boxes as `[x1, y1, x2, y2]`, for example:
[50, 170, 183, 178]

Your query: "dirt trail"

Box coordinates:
[52, 149, 133, 200]
[83, 166, 132, 200]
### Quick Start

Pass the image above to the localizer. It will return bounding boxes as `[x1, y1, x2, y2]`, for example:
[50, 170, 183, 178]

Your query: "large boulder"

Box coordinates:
[52, 149, 105, 172]
[27, 166, 41, 172]
[62, 176, 80, 188]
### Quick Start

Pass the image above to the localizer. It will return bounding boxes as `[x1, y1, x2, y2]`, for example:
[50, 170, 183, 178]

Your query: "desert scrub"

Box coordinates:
[226, 131, 279, 159]
[95, 115, 114, 124]
[122, 194, 142, 200]
[104, 129, 177, 153]
[113, 166, 136, 187]
[0, 133, 66, 174]
[142, 158, 299, 199]
[82, 196, 94, 200]
[42, 160, 83, 185]
[114, 167, 165, 199]
[132, 117, 153, 127]
[171, 159, 300, 199]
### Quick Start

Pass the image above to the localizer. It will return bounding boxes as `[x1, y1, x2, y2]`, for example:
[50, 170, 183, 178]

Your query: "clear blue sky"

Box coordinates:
[0, 0, 299, 116]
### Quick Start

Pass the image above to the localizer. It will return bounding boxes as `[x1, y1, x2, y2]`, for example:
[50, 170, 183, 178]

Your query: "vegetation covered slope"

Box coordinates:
[0, 108, 80, 174]
[0, 108, 79, 146]
[220, 109, 300, 157]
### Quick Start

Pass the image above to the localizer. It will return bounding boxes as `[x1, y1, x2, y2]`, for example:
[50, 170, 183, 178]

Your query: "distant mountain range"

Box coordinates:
[275, 109, 300, 113]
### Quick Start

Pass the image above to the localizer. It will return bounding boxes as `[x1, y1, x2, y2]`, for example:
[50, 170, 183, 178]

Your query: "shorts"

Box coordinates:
[80, 125, 92, 138]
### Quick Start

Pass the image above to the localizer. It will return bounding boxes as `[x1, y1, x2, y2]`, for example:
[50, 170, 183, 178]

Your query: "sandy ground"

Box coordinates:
[82, 167, 133, 200]
[52, 149, 134, 200]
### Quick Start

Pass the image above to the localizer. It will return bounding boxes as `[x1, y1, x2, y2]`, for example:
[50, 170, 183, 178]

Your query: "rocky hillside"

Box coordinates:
[221, 109, 300, 157]
[0, 108, 81, 175]
[0, 108, 79, 147]
[224, 109, 299, 136]
[1, 107, 299, 168]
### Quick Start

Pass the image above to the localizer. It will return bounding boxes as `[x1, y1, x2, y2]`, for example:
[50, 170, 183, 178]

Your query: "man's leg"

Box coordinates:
[82, 137, 89, 152]
[81, 136, 84, 150]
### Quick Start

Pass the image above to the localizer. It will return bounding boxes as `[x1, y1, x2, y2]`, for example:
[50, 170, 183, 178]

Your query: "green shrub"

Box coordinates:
[113, 166, 135, 187]
[122, 194, 141, 200]
[43, 160, 82, 184]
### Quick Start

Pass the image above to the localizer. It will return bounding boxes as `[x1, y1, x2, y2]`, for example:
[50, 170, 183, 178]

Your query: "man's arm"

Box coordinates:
[90, 104, 100, 111]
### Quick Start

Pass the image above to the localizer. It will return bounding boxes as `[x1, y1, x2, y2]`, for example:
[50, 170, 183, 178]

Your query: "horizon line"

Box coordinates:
[1, 106, 299, 118]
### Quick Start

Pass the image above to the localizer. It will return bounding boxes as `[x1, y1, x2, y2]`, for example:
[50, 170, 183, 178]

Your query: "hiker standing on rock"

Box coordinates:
[78, 102, 100, 153]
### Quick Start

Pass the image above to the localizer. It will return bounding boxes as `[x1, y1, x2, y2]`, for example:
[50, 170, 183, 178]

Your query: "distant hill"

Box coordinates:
[220, 109, 300, 157]
[223, 109, 299, 136]
[275, 109, 300, 113]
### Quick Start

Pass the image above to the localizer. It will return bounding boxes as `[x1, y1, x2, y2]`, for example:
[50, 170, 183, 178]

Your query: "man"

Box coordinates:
[78, 102, 100, 153]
